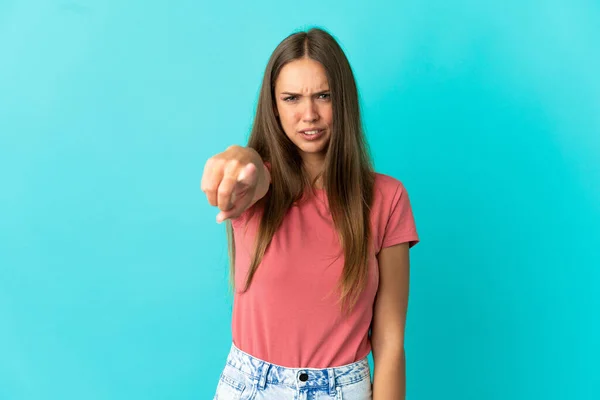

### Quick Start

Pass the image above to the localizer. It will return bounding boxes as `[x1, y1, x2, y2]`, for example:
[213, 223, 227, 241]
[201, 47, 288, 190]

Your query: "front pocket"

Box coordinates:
[214, 374, 246, 400]
[336, 378, 372, 400]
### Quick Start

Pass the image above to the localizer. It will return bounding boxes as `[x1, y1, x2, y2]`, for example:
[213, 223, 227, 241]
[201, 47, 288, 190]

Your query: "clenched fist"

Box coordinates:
[201, 145, 269, 223]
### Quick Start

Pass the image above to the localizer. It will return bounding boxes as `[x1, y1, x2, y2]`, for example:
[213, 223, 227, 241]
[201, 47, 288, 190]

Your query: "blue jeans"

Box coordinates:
[213, 343, 372, 399]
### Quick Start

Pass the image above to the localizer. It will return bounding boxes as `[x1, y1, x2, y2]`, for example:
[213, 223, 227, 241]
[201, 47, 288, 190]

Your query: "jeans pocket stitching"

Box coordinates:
[220, 373, 246, 392]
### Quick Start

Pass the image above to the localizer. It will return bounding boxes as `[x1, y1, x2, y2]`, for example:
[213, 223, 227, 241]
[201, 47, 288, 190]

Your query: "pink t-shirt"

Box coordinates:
[230, 169, 419, 368]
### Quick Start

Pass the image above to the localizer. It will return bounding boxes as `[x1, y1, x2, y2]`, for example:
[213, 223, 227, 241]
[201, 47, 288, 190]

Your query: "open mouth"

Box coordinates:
[299, 129, 325, 140]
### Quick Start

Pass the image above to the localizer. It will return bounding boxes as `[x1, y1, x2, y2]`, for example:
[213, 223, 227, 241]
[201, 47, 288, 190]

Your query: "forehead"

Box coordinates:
[275, 58, 329, 92]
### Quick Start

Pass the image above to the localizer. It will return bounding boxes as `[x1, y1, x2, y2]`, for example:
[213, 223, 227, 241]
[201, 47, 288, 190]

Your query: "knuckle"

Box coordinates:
[204, 157, 216, 168]
[226, 159, 242, 171]
[201, 184, 215, 194]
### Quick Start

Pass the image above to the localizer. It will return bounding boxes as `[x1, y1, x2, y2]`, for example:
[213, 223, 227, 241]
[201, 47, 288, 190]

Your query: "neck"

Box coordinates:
[302, 155, 325, 189]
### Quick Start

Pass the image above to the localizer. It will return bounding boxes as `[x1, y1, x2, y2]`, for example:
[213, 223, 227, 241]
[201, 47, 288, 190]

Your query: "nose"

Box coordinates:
[301, 99, 319, 122]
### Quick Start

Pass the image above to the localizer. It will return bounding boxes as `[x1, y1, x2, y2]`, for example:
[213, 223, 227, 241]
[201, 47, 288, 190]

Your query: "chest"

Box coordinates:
[232, 204, 381, 307]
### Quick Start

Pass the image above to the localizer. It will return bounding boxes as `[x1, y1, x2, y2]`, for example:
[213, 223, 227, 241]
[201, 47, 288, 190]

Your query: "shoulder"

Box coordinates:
[370, 171, 416, 218]
[371, 171, 420, 249]
[372, 172, 408, 199]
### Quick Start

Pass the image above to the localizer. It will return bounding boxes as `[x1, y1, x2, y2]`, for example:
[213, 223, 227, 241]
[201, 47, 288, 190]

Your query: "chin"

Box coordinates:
[298, 141, 330, 155]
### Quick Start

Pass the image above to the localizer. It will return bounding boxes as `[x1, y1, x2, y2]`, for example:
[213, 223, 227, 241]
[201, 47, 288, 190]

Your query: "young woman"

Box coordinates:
[201, 27, 419, 400]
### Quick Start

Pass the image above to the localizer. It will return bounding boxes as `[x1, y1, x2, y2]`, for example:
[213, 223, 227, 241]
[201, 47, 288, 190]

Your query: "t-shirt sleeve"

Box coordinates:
[381, 182, 420, 249]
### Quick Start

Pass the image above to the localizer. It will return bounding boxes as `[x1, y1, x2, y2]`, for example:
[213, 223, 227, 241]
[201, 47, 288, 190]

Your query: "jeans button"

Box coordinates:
[299, 372, 309, 382]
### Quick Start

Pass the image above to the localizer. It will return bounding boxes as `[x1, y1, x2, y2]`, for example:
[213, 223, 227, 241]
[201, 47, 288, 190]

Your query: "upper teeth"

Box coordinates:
[304, 130, 320, 135]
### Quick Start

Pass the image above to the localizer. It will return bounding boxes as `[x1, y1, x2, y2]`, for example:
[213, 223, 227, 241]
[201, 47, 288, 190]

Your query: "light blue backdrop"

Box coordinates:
[1, 1, 598, 399]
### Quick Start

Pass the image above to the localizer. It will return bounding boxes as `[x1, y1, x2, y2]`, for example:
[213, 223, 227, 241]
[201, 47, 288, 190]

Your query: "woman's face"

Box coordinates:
[273, 58, 333, 161]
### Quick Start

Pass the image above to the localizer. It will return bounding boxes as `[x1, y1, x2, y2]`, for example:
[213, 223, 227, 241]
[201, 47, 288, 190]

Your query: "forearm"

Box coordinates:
[251, 158, 271, 204]
[372, 348, 406, 400]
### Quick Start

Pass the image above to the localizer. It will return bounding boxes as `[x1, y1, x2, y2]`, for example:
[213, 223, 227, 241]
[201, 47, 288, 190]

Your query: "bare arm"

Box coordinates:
[371, 242, 410, 399]
[250, 150, 271, 206]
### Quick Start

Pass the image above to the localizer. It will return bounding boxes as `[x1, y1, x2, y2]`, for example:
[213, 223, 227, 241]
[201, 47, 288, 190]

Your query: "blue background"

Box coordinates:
[1, 1, 599, 399]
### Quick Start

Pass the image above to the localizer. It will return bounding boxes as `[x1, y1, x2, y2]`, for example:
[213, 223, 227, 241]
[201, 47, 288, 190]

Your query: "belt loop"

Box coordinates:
[327, 367, 336, 396]
[257, 362, 271, 390]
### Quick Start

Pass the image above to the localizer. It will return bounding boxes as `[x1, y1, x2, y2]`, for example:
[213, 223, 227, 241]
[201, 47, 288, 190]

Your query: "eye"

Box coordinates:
[283, 95, 298, 102]
[318, 93, 331, 100]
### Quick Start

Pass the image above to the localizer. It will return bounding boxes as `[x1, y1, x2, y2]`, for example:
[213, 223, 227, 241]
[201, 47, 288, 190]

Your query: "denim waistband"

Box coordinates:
[225, 342, 371, 391]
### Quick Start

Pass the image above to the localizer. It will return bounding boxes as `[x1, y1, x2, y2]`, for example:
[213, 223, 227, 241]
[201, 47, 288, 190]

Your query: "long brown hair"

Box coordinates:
[226, 27, 375, 315]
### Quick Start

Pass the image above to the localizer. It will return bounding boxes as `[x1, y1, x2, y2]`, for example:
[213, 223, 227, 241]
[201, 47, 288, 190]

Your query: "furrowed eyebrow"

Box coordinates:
[280, 90, 330, 96]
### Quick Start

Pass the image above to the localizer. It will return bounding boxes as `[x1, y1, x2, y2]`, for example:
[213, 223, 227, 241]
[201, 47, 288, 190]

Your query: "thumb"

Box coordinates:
[236, 163, 257, 187]
[230, 163, 256, 205]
